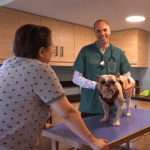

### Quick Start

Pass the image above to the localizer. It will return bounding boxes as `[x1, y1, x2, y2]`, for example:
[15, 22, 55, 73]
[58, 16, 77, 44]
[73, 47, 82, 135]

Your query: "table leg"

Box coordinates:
[52, 140, 59, 150]
[126, 142, 130, 150]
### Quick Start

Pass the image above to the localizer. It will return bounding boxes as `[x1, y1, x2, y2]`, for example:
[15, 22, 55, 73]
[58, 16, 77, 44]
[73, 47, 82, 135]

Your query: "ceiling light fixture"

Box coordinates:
[126, 16, 145, 22]
[0, 0, 14, 6]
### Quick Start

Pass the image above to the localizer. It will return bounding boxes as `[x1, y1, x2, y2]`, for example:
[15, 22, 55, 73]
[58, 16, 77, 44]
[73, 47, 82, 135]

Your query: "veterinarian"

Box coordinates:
[0, 24, 109, 150]
[72, 19, 135, 118]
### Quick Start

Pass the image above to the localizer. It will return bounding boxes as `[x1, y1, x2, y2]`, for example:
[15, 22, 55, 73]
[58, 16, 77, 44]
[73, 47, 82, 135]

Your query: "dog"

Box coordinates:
[96, 73, 131, 126]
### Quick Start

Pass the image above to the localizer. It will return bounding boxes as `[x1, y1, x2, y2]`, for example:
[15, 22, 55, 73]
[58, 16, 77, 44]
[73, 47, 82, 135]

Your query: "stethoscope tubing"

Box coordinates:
[100, 43, 116, 74]
[108, 43, 116, 74]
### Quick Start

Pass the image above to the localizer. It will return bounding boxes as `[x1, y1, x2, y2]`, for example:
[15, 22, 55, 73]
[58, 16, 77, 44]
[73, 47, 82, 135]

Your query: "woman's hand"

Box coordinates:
[90, 138, 109, 150]
[44, 123, 54, 129]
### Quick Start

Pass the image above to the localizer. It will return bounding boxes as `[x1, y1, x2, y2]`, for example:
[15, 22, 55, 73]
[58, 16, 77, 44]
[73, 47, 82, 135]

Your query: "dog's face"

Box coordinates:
[96, 74, 120, 98]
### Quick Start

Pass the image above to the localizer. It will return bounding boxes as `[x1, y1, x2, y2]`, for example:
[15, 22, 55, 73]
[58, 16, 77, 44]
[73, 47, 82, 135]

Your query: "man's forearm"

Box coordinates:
[72, 71, 135, 90]
[123, 71, 135, 96]
[72, 70, 97, 89]
[123, 71, 135, 83]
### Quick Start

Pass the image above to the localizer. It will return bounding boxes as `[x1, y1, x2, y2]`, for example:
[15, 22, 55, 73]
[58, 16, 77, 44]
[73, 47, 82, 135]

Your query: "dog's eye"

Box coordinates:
[110, 80, 115, 84]
[101, 80, 106, 84]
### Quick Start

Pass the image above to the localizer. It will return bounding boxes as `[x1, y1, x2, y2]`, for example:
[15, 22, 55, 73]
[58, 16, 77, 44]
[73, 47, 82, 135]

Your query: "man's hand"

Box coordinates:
[124, 79, 135, 97]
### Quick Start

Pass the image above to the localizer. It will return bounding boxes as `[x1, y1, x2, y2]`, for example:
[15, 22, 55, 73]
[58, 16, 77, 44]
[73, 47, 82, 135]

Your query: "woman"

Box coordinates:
[0, 24, 109, 150]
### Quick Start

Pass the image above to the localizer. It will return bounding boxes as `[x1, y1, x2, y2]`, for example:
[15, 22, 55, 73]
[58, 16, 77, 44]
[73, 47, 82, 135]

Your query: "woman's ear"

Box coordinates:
[38, 47, 45, 59]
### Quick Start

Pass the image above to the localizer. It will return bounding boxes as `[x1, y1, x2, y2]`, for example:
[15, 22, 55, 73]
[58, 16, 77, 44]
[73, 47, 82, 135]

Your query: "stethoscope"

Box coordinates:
[93, 43, 117, 109]
[100, 43, 116, 74]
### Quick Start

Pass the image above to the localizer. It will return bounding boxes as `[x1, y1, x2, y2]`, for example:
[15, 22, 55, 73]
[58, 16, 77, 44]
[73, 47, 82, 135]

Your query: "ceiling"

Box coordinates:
[4, 0, 150, 31]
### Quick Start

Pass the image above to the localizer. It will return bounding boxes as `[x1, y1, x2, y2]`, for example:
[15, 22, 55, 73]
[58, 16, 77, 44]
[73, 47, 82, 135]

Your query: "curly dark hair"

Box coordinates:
[12, 24, 52, 59]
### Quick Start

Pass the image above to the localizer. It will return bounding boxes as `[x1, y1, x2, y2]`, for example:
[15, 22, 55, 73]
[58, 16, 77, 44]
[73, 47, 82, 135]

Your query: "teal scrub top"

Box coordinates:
[72, 42, 131, 114]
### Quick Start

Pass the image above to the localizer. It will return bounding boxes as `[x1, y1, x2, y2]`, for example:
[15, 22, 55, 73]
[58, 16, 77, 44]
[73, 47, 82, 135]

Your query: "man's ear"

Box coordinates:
[108, 26, 111, 34]
[96, 75, 101, 82]
[109, 28, 111, 34]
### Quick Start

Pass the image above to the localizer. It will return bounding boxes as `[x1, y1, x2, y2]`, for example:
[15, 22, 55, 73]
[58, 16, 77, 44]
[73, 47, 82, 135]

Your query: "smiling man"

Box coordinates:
[72, 20, 135, 127]
[72, 20, 135, 149]
[94, 20, 111, 51]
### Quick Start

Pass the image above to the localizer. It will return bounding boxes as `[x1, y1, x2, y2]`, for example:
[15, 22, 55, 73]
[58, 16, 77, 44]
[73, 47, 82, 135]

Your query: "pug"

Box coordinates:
[96, 73, 131, 126]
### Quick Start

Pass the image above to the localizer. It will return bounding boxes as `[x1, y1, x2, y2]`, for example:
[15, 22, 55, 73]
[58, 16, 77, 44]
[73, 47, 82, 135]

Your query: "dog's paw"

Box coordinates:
[113, 121, 120, 126]
[100, 118, 108, 122]
[126, 112, 131, 117]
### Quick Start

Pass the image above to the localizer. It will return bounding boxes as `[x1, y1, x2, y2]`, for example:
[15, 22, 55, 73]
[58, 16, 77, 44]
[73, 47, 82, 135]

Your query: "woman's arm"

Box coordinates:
[50, 96, 109, 150]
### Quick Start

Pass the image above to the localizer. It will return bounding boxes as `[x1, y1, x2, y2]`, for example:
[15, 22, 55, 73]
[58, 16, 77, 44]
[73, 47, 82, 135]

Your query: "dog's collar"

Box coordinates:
[99, 89, 119, 106]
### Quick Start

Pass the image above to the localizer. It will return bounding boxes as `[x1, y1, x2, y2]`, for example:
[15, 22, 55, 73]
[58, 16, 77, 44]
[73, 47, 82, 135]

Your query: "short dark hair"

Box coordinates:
[94, 20, 109, 30]
[13, 24, 52, 59]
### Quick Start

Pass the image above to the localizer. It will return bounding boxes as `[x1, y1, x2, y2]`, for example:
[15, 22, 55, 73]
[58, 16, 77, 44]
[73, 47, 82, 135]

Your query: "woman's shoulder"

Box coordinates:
[27, 59, 51, 71]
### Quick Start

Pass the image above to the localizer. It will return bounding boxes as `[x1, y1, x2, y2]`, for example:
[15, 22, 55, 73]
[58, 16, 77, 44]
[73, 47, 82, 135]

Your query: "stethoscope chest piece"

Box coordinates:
[100, 43, 116, 73]
[100, 60, 105, 66]
[108, 56, 116, 74]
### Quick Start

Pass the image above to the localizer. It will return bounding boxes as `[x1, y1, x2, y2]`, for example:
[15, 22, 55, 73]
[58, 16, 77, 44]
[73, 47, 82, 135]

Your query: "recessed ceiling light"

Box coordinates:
[0, 0, 14, 6]
[126, 16, 145, 22]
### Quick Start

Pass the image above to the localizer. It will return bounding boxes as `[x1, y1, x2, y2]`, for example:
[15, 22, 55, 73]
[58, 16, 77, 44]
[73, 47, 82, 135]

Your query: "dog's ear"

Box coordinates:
[115, 73, 120, 81]
[96, 75, 101, 82]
